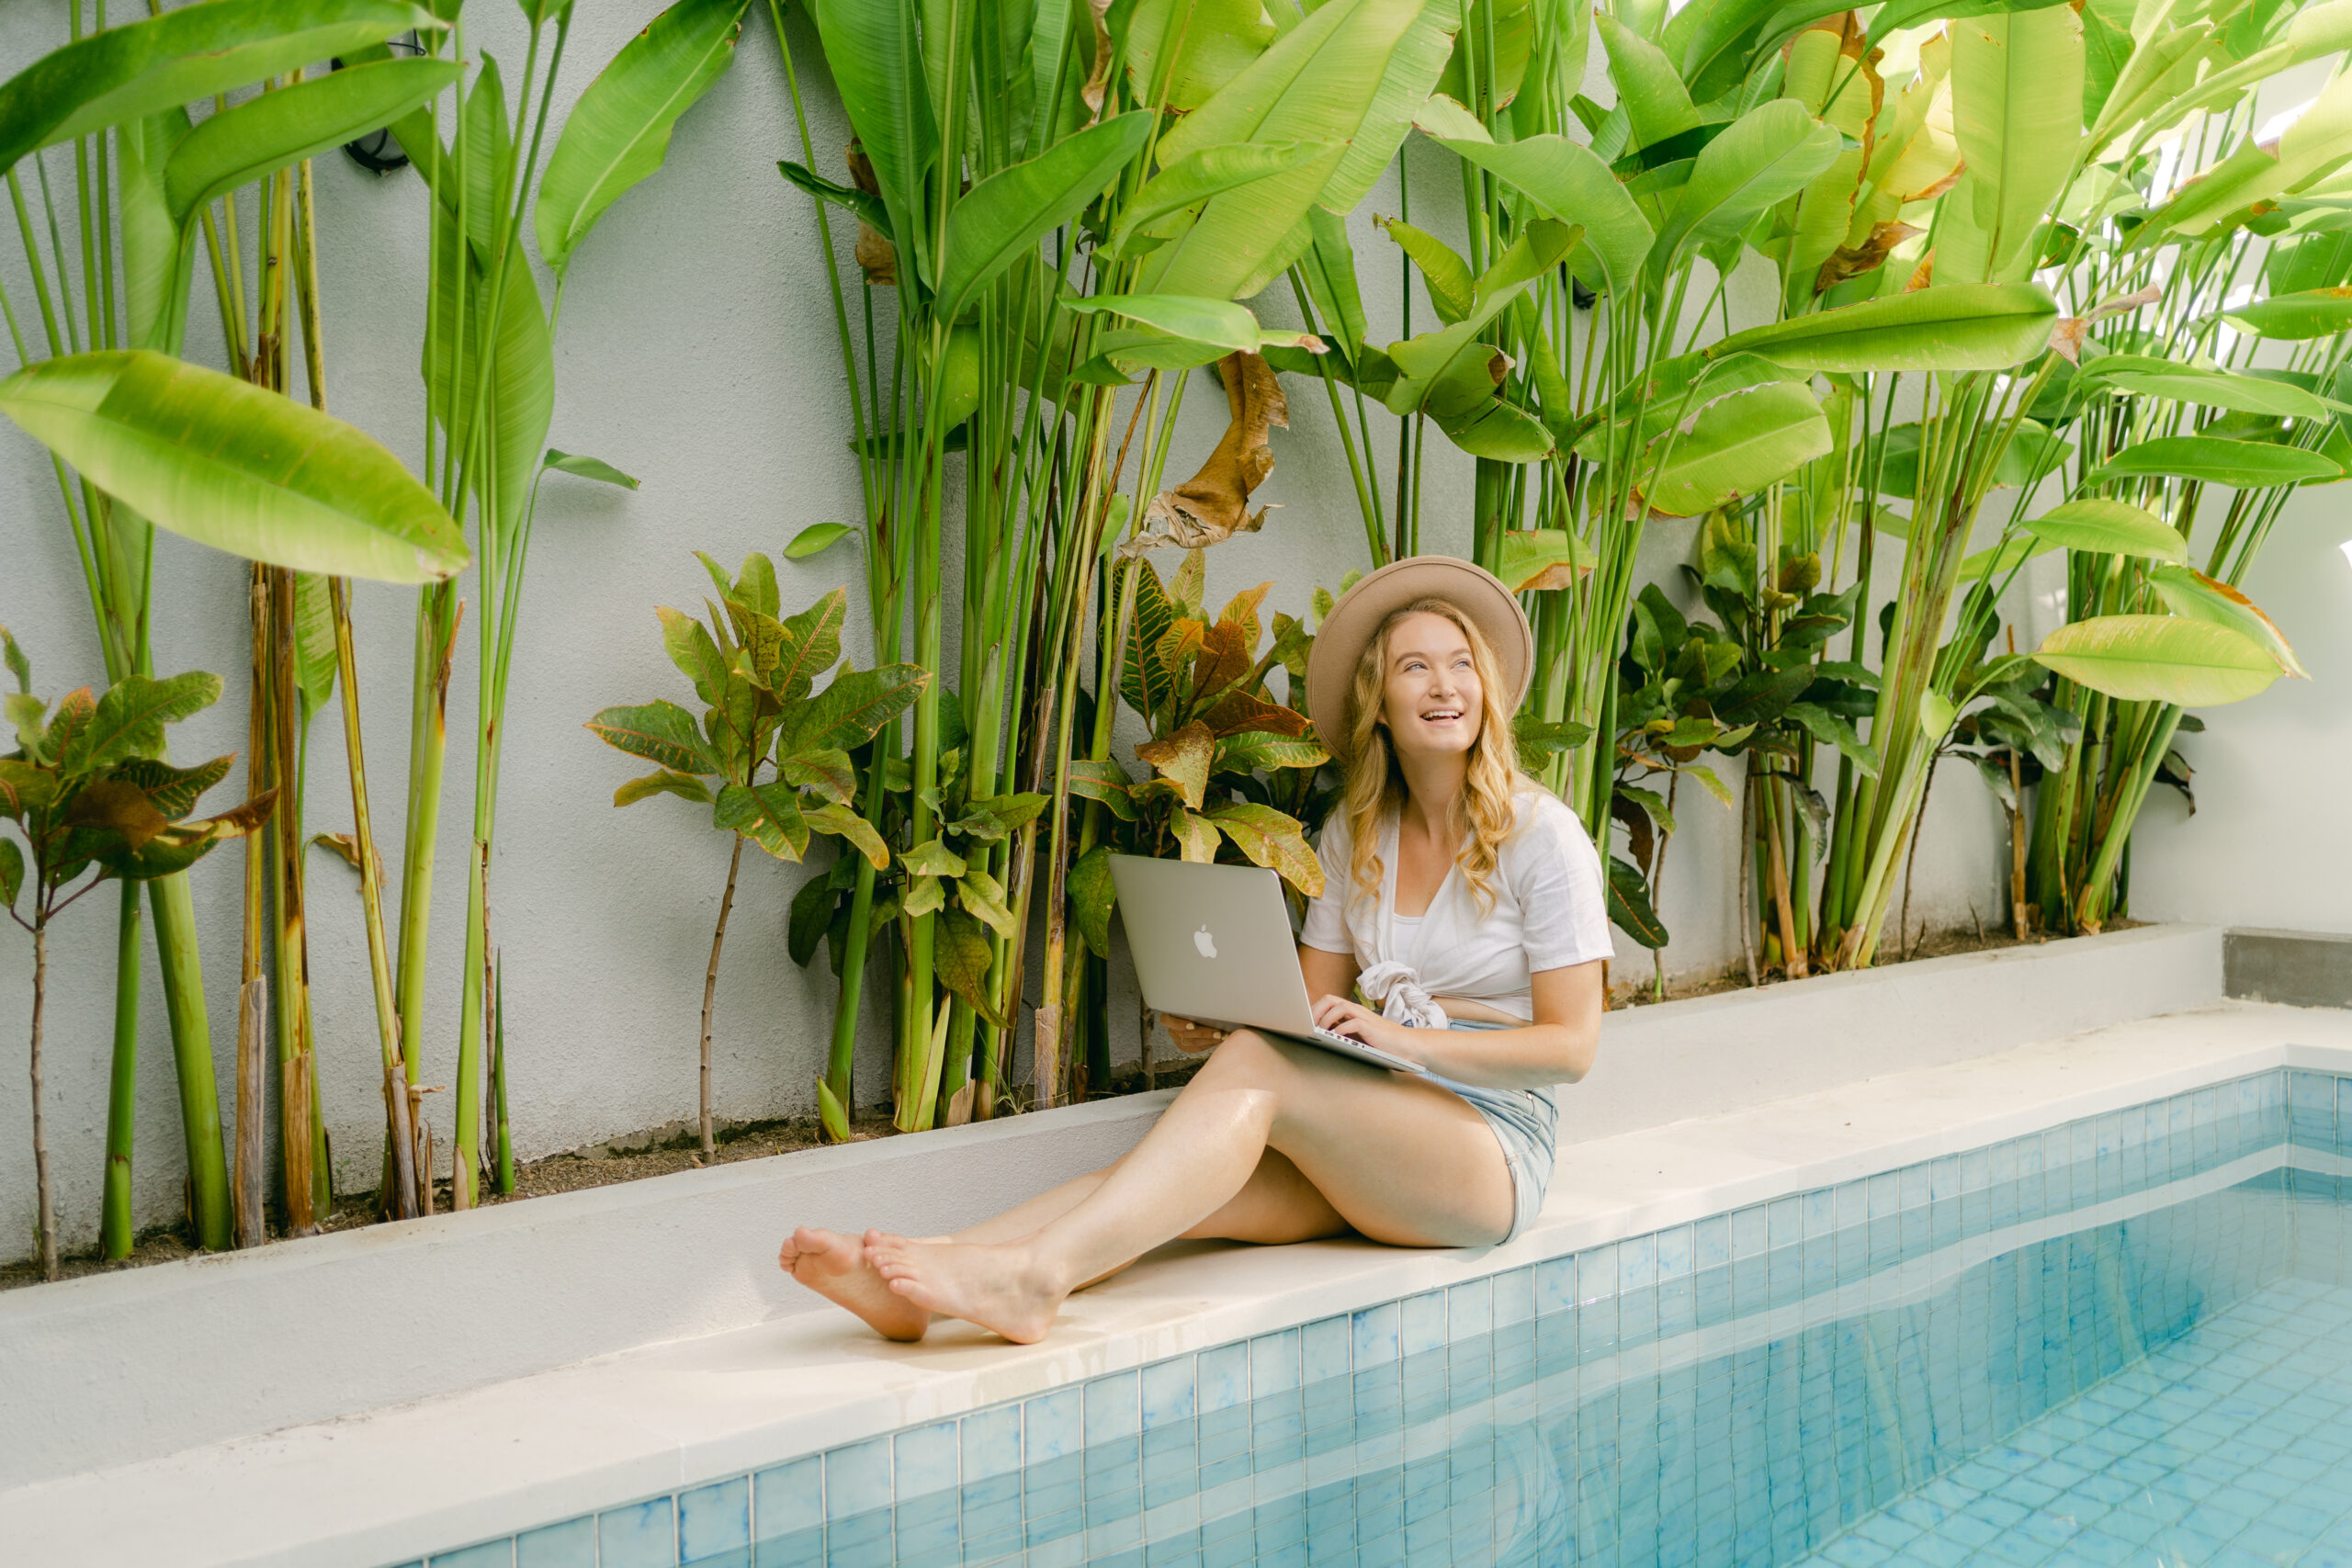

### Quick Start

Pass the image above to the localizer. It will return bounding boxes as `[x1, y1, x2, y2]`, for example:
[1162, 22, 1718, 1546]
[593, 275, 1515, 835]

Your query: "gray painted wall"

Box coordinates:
[6, 3, 2287, 1265]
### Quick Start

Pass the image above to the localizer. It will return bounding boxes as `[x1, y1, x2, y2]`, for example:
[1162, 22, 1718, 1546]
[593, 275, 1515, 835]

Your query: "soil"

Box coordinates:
[1, 918, 2123, 1292]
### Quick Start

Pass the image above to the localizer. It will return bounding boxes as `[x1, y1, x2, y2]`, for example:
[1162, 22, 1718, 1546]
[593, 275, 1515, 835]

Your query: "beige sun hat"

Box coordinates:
[1304, 554, 1533, 764]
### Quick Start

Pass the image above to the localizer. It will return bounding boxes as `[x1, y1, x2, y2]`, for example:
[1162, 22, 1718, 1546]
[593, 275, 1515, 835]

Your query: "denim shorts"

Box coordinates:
[1415, 1019, 1557, 1245]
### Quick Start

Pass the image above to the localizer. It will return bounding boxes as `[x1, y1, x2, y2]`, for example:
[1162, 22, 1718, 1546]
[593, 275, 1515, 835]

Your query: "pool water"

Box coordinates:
[404, 1068, 2352, 1568]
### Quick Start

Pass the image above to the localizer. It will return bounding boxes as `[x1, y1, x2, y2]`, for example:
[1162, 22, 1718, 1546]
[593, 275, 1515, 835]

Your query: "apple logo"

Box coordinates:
[1193, 925, 1218, 959]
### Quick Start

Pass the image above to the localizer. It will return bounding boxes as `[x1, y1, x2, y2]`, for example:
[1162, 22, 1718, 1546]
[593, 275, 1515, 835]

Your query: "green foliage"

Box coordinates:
[591, 563, 925, 869]
[0, 633, 266, 926]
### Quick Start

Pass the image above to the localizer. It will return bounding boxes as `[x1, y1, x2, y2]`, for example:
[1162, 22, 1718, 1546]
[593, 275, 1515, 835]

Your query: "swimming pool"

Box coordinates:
[400, 1066, 2352, 1568]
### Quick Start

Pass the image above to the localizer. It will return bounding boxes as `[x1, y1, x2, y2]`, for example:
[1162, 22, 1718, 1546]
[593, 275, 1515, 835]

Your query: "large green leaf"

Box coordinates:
[1384, 220, 1579, 415]
[1643, 382, 1832, 517]
[2096, 437, 2344, 489]
[1939, 7, 2084, 285]
[1069, 844, 1117, 960]
[811, 0, 936, 269]
[1143, 0, 1449, 301]
[1606, 856, 1668, 949]
[717, 780, 811, 862]
[115, 110, 187, 353]
[587, 699, 717, 773]
[1708, 283, 2060, 371]
[2147, 565, 2307, 679]
[2086, 358, 2338, 420]
[68, 672, 222, 774]
[2151, 70, 2352, 238]
[2031, 615, 2280, 705]
[780, 662, 930, 755]
[537, 0, 752, 274]
[163, 56, 461, 226]
[1649, 98, 1842, 277]
[1439, 134, 1652, 296]
[1207, 802, 1321, 896]
[2224, 288, 2352, 341]
[1107, 141, 1335, 257]
[1598, 14, 1699, 151]
[0, 0, 439, 168]
[936, 113, 1154, 318]
[0, 351, 467, 581]
[2021, 498, 2186, 560]
[1062, 294, 1264, 354]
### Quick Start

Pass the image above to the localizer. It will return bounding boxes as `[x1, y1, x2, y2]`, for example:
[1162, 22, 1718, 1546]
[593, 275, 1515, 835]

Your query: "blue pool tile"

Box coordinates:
[1142, 1356, 1198, 1430]
[895, 1418, 959, 1496]
[678, 1477, 750, 1565]
[823, 1437, 889, 1521]
[1087, 1371, 1141, 1445]
[962, 1403, 1023, 1480]
[516, 1516, 598, 1568]
[432, 1541, 514, 1568]
[753, 1453, 821, 1543]
[1448, 1276, 1493, 1339]
[1493, 1265, 1534, 1326]
[1251, 1327, 1301, 1393]
[1399, 1292, 1446, 1355]
[1622, 1231, 1657, 1288]
[598, 1496, 676, 1568]
[1350, 1302, 1398, 1368]
[1028, 1384, 1084, 1461]
[1578, 1242, 1619, 1302]
[1302, 1314, 1351, 1382]
[1200, 1342, 1253, 1415]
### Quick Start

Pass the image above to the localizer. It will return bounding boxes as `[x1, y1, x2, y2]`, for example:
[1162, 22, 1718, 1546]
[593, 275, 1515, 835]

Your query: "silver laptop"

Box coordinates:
[1106, 854, 1428, 1076]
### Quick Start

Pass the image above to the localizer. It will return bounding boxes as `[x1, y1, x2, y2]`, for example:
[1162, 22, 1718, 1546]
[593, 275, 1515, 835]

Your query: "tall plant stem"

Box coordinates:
[100, 878, 139, 1258]
[29, 919, 56, 1281]
[698, 835, 745, 1162]
[8, 151, 230, 1254]
[330, 578, 421, 1220]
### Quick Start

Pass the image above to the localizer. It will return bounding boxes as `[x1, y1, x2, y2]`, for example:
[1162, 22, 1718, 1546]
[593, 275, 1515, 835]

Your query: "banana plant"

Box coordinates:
[1, 629, 273, 1280]
[775, 0, 1454, 1124]
[1, 0, 462, 1253]
[590, 567, 922, 1158]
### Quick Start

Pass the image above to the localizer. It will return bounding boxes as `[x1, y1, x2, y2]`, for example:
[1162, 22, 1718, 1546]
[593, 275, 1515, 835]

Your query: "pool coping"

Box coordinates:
[6, 998, 2349, 1567]
[0, 921, 2229, 1500]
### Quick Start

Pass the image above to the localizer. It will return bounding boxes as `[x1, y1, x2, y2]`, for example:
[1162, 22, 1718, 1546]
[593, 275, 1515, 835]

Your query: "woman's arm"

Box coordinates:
[1311, 960, 1603, 1090]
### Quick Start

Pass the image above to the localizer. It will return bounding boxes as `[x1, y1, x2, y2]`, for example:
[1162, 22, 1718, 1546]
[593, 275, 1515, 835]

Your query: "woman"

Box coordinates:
[781, 556, 1614, 1345]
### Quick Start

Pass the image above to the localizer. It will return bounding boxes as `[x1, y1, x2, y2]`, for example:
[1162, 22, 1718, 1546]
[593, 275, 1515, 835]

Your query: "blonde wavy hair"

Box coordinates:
[1340, 598, 1524, 918]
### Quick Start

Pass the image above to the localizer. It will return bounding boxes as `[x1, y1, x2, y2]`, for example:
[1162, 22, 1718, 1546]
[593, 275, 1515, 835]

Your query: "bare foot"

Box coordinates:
[779, 1225, 931, 1342]
[865, 1229, 1067, 1345]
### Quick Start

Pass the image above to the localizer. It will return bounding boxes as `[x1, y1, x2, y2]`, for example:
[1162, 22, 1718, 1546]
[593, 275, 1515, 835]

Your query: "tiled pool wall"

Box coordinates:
[396, 1067, 2352, 1568]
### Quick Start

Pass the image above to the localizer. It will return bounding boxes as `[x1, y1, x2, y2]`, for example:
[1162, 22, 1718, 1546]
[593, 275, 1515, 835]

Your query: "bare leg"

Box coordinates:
[867, 1033, 1513, 1342]
[783, 1146, 1348, 1339]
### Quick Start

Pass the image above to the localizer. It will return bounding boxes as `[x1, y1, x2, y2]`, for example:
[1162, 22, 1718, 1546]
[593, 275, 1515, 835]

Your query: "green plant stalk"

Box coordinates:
[330, 578, 422, 1220]
[100, 878, 140, 1258]
[452, 14, 567, 1208]
[6, 136, 232, 1253]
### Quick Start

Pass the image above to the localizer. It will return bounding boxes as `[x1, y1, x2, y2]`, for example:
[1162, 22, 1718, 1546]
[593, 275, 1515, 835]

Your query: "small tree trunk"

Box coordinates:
[699, 835, 745, 1163]
[31, 919, 58, 1281]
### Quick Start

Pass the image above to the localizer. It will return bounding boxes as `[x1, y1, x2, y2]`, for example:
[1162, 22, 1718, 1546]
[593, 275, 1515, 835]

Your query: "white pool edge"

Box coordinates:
[6, 999, 2349, 1568]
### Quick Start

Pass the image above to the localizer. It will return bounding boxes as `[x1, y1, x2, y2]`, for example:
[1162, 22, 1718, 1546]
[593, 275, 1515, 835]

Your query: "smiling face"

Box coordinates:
[1377, 610, 1485, 762]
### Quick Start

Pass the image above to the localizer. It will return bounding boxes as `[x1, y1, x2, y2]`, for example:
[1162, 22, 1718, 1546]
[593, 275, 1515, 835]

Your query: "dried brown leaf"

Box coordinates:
[1126, 353, 1287, 555]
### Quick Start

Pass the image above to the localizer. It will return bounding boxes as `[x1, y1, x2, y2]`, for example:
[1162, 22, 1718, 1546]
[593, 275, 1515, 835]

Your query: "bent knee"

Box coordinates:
[1195, 1028, 1297, 1082]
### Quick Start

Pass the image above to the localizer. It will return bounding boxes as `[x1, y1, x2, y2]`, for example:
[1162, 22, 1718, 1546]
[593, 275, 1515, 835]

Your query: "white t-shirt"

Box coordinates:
[1299, 784, 1615, 1023]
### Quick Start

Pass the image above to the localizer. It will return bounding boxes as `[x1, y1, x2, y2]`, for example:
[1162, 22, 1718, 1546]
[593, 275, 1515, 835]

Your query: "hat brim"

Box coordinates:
[1304, 556, 1533, 765]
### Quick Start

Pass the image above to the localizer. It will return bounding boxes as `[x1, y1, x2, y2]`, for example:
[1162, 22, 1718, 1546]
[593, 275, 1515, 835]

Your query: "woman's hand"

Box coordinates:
[1161, 1016, 1229, 1055]
[1311, 995, 1420, 1058]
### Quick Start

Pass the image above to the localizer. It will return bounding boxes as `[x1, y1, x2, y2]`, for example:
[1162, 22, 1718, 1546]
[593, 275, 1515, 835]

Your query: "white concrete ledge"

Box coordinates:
[0, 923, 2225, 1498]
[6, 1000, 2346, 1568]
